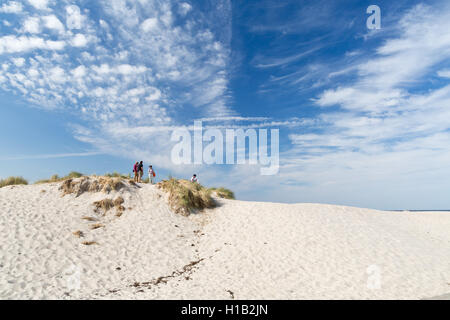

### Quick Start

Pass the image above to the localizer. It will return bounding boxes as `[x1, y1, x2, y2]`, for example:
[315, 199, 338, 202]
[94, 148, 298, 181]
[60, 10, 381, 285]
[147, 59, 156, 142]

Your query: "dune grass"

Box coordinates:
[89, 223, 105, 230]
[93, 196, 125, 216]
[104, 172, 131, 179]
[208, 187, 235, 199]
[93, 198, 115, 214]
[60, 176, 127, 197]
[36, 172, 133, 184]
[82, 241, 98, 246]
[0, 176, 28, 188]
[157, 178, 216, 216]
[35, 171, 84, 184]
[72, 230, 84, 238]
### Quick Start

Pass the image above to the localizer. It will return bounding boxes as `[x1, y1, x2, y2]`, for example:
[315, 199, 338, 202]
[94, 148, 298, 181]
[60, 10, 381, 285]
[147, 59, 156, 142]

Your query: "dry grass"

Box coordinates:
[60, 176, 127, 197]
[82, 216, 97, 222]
[104, 172, 131, 179]
[35, 172, 83, 184]
[72, 230, 84, 238]
[81, 241, 98, 246]
[90, 223, 105, 230]
[209, 187, 235, 199]
[113, 196, 124, 207]
[157, 178, 216, 216]
[93, 196, 126, 216]
[0, 176, 28, 188]
[93, 198, 115, 214]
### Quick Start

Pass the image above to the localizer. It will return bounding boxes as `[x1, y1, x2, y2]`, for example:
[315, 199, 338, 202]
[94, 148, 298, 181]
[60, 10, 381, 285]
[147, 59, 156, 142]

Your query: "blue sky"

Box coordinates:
[1, 0, 450, 210]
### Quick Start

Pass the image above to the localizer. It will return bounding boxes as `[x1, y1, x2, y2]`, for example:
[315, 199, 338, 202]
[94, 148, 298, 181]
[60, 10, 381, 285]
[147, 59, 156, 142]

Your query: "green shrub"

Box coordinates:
[0, 176, 28, 188]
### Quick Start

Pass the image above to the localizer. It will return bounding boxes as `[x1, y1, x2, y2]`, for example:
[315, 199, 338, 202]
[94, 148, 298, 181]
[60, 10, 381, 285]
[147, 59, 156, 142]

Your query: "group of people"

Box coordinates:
[133, 161, 156, 184]
[132, 161, 199, 185]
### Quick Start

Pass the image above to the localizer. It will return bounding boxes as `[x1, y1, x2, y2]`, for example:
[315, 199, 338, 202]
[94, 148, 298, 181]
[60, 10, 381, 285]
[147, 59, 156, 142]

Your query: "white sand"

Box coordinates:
[0, 180, 449, 299]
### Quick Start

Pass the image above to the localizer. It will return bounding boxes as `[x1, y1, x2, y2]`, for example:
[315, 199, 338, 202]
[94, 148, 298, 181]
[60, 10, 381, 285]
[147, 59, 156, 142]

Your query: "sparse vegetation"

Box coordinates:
[0, 176, 28, 188]
[82, 216, 97, 221]
[209, 187, 235, 199]
[157, 178, 216, 216]
[90, 223, 105, 230]
[60, 176, 128, 197]
[93, 198, 115, 214]
[35, 171, 84, 184]
[113, 196, 124, 207]
[82, 241, 98, 246]
[104, 172, 131, 179]
[72, 230, 84, 238]
[93, 196, 126, 216]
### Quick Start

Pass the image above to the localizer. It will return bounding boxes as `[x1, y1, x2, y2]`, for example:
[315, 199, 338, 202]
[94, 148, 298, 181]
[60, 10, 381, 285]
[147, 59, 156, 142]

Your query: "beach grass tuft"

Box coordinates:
[60, 176, 128, 197]
[0, 176, 28, 188]
[157, 178, 216, 216]
[82, 241, 98, 246]
[35, 171, 84, 184]
[104, 172, 131, 179]
[72, 230, 84, 238]
[93, 198, 115, 214]
[89, 223, 105, 230]
[208, 187, 235, 199]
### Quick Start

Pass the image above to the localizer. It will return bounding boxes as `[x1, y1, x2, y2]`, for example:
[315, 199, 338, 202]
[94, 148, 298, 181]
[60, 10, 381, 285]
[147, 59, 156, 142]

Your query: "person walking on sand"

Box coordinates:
[138, 161, 144, 182]
[133, 161, 139, 182]
[191, 174, 198, 183]
[148, 165, 155, 184]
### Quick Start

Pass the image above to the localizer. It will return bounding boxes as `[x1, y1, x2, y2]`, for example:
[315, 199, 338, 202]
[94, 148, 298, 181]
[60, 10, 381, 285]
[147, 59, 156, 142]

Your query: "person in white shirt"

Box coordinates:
[190, 174, 198, 183]
[148, 165, 155, 184]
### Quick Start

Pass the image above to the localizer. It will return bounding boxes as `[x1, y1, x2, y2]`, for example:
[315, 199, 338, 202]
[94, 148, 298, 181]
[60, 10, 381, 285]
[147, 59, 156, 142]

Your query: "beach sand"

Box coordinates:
[0, 180, 449, 299]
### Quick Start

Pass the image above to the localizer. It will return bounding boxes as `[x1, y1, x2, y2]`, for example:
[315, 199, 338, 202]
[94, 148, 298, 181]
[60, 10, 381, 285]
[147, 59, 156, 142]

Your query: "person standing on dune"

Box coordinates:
[138, 161, 144, 182]
[148, 165, 155, 184]
[133, 161, 139, 182]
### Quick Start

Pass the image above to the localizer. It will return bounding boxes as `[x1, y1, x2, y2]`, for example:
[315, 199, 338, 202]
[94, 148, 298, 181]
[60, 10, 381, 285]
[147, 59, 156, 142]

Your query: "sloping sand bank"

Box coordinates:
[0, 181, 449, 299]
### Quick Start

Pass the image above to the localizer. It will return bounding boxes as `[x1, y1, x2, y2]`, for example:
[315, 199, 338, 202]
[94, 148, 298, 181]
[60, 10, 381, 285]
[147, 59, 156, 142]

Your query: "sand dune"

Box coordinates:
[0, 179, 449, 299]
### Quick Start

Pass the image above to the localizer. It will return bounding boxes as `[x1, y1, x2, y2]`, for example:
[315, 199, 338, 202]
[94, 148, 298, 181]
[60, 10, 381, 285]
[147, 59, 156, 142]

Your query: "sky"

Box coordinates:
[1, 0, 450, 210]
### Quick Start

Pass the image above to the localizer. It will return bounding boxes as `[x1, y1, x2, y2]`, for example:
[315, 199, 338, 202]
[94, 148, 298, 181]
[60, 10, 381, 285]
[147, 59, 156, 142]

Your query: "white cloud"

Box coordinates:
[145, 87, 161, 101]
[42, 15, 65, 33]
[71, 65, 86, 78]
[27, 0, 49, 10]
[71, 34, 88, 47]
[0, 35, 65, 54]
[0, 0, 233, 174]
[50, 67, 66, 83]
[66, 5, 84, 29]
[91, 63, 148, 75]
[0, 151, 102, 161]
[140, 18, 158, 32]
[437, 69, 450, 78]
[0, 1, 23, 13]
[45, 39, 65, 50]
[178, 2, 192, 16]
[22, 17, 41, 34]
[27, 68, 39, 78]
[12, 57, 25, 67]
[274, 3, 450, 207]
